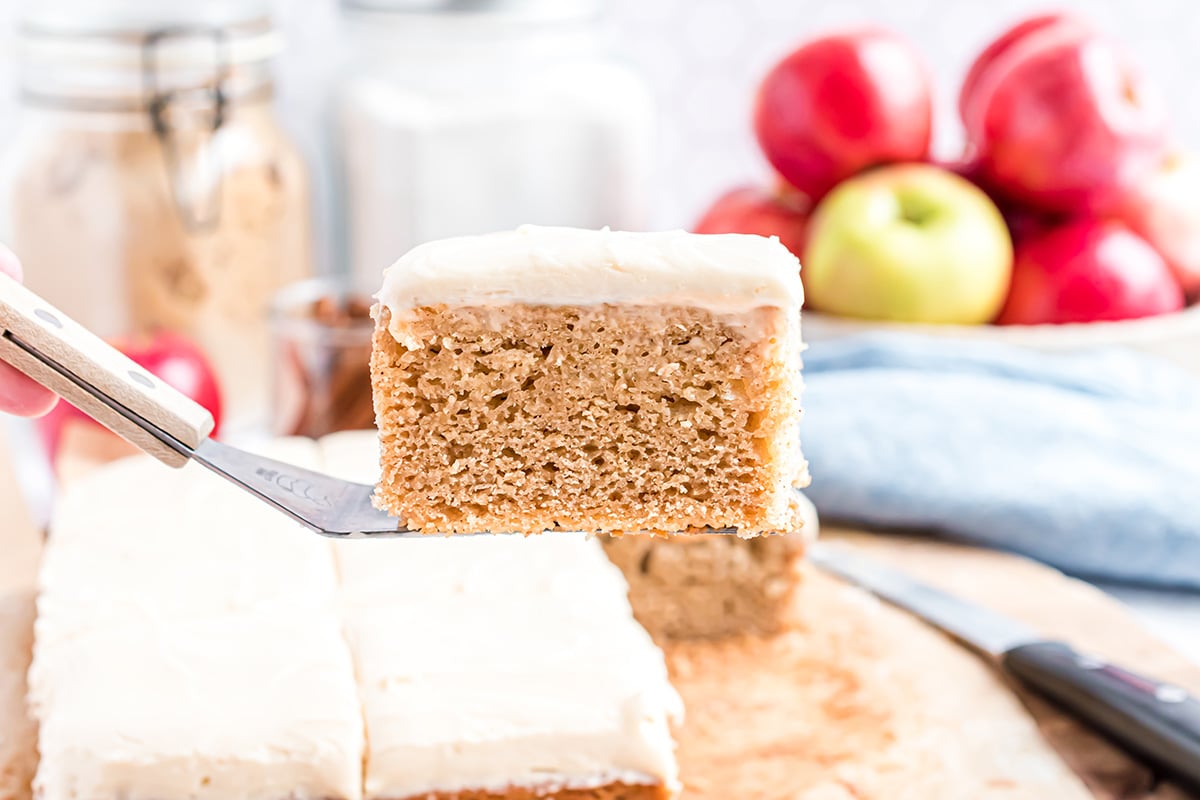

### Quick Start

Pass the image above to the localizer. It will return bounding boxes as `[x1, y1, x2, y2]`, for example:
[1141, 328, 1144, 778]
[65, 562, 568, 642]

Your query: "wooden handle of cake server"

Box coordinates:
[0, 271, 214, 468]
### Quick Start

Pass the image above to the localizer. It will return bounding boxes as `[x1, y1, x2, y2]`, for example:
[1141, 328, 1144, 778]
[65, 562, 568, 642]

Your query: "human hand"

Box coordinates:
[0, 247, 58, 416]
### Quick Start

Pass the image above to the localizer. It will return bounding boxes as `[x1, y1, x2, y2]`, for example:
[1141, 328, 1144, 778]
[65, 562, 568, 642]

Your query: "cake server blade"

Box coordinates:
[0, 271, 412, 538]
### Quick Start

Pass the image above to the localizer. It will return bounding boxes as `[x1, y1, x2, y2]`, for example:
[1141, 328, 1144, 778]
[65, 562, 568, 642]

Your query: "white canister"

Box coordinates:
[334, 0, 656, 289]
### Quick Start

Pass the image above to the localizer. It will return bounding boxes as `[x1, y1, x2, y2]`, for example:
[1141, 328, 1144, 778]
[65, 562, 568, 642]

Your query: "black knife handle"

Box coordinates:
[1003, 641, 1200, 792]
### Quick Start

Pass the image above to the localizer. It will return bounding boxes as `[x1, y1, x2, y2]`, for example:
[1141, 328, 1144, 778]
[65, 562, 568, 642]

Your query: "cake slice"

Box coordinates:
[603, 493, 819, 641]
[371, 225, 807, 535]
[323, 431, 683, 800]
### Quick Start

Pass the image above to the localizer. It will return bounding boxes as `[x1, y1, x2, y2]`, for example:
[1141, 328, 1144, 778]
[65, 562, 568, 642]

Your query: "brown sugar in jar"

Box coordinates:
[0, 13, 312, 432]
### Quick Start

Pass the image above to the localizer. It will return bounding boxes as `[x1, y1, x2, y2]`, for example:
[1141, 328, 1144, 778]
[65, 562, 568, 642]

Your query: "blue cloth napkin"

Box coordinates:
[801, 333, 1200, 589]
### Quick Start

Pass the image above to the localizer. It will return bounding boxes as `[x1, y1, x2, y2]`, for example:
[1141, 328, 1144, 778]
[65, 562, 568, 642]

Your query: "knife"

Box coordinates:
[809, 543, 1200, 792]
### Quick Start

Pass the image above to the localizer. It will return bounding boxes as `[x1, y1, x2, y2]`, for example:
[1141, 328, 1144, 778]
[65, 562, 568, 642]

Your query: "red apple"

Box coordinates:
[996, 219, 1183, 325]
[36, 331, 222, 465]
[939, 157, 1066, 244]
[693, 185, 809, 258]
[1115, 151, 1200, 299]
[754, 28, 933, 203]
[963, 24, 1169, 213]
[958, 13, 1091, 134]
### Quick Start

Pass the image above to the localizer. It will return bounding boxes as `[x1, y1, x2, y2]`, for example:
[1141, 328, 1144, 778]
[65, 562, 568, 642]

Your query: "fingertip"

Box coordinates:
[0, 362, 57, 417]
[23, 390, 59, 419]
[0, 244, 22, 281]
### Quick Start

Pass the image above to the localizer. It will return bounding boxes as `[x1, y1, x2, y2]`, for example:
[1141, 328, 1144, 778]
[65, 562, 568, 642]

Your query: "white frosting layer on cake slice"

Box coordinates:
[377, 225, 804, 326]
[323, 431, 683, 799]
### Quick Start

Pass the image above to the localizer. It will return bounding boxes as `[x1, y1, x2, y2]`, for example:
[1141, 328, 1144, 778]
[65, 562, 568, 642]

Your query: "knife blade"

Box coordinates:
[809, 541, 1041, 656]
[810, 543, 1200, 792]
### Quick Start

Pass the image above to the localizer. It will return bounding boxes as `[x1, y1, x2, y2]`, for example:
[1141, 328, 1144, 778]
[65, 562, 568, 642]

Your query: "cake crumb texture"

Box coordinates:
[604, 531, 806, 641]
[604, 493, 818, 641]
[372, 304, 806, 535]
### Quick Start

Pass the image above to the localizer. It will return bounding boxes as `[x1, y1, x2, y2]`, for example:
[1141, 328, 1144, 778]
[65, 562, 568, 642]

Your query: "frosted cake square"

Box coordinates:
[604, 493, 819, 641]
[323, 431, 683, 800]
[370, 226, 808, 535]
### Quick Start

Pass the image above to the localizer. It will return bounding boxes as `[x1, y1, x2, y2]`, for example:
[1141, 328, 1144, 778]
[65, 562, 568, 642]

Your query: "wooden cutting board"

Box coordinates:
[668, 529, 1200, 800]
[0, 434, 1195, 799]
[827, 531, 1200, 800]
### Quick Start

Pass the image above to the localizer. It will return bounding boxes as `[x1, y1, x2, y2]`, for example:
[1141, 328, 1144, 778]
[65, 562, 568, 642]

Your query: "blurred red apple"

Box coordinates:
[1116, 151, 1200, 299]
[693, 185, 809, 258]
[963, 23, 1168, 213]
[754, 28, 933, 203]
[958, 13, 1091, 133]
[939, 157, 1066, 244]
[37, 331, 222, 466]
[997, 220, 1183, 325]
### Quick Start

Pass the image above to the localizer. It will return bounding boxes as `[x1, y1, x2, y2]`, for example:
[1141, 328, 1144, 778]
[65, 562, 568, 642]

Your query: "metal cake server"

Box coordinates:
[811, 544, 1200, 792]
[0, 273, 750, 539]
[0, 271, 409, 538]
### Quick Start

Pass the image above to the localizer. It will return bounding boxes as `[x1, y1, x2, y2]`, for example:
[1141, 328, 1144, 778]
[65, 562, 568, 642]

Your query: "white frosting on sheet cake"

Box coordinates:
[344, 598, 681, 799]
[323, 431, 683, 799]
[29, 440, 364, 800]
[29, 613, 365, 800]
[29, 430, 682, 800]
[377, 225, 804, 328]
[35, 439, 339, 646]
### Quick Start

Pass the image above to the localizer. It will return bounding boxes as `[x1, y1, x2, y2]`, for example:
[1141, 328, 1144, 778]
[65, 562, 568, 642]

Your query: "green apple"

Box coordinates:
[803, 164, 1013, 324]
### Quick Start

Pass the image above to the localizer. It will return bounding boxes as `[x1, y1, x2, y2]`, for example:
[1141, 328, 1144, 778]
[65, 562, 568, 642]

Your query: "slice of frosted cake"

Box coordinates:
[604, 493, 820, 641]
[371, 225, 808, 535]
[323, 431, 683, 800]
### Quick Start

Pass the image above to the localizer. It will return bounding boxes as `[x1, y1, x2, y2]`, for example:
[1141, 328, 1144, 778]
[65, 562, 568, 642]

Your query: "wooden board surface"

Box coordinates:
[669, 563, 1093, 799]
[831, 530, 1200, 800]
[0, 438, 1195, 799]
[666, 528, 1200, 799]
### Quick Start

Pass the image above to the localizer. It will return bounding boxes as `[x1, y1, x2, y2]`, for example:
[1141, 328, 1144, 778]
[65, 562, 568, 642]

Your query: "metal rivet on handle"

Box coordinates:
[129, 370, 154, 389]
[35, 309, 62, 328]
[1156, 685, 1188, 704]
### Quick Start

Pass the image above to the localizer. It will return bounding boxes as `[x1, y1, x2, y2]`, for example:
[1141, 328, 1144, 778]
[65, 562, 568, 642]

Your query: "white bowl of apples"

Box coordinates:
[695, 15, 1200, 376]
